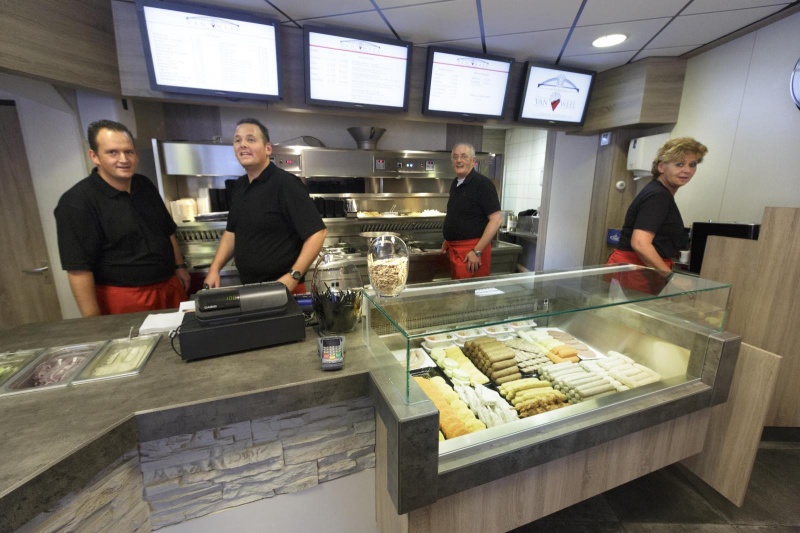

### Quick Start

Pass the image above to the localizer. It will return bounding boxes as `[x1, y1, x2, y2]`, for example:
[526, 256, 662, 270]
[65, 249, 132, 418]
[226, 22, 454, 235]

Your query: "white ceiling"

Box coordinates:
[191, 0, 797, 71]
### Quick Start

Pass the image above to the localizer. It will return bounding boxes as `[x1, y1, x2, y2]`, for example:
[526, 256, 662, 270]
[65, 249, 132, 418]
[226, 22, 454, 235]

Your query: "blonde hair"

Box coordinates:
[651, 137, 708, 179]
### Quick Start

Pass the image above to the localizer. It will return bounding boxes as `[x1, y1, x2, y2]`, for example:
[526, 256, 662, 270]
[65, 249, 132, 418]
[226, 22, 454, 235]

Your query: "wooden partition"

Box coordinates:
[698, 207, 800, 427]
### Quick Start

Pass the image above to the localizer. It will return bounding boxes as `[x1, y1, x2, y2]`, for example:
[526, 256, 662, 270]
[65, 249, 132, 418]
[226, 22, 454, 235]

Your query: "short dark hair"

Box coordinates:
[235, 118, 270, 142]
[87, 120, 134, 152]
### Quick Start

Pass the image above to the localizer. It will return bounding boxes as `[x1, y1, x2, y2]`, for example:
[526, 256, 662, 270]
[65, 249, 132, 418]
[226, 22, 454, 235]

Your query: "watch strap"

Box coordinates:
[175, 261, 189, 270]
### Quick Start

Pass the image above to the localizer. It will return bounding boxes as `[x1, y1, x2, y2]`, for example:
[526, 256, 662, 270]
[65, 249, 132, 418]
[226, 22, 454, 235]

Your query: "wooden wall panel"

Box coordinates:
[163, 104, 222, 142]
[0, 0, 119, 93]
[700, 207, 800, 427]
[682, 343, 781, 506]
[401, 410, 709, 533]
[582, 58, 686, 135]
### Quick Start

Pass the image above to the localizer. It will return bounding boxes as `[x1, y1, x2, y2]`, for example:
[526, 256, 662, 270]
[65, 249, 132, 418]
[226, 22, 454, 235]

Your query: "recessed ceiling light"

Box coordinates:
[592, 34, 627, 48]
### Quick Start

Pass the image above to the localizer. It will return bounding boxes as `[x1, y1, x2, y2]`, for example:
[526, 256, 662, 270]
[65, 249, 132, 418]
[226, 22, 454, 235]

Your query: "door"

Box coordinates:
[0, 100, 61, 328]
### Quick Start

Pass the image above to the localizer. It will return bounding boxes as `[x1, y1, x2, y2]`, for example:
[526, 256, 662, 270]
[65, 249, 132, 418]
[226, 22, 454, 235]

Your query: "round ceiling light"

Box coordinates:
[592, 34, 627, 48]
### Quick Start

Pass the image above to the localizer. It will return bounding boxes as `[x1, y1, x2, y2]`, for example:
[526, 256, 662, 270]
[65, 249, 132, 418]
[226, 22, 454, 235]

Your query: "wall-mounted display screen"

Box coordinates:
[517, 62, 595, 126]
[305, 25, 412, 111]
[422, 46, 513, 120]
[136, 0, 282, 100]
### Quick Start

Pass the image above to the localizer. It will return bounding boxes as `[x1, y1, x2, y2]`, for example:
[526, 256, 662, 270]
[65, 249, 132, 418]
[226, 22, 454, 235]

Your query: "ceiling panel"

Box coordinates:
[560, 50, 638, 72]
[270, 0, 376, 21]
[484, 28, 571, 62]
[577, 0, 688, 26]
[383, 0, 481, 44]
[682, 0, 791, 16]
[649, 6, 787, 48]
[481, 0, 583, 36]
[157, 0, 796, 72]
[294, 10, 396, 38]
[374, 0, 453, 8]
[564, 18, 671, 57]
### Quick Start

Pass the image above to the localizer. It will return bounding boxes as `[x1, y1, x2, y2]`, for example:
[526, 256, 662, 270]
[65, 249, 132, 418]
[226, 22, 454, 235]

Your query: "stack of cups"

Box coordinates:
[197, 188, 211, 215]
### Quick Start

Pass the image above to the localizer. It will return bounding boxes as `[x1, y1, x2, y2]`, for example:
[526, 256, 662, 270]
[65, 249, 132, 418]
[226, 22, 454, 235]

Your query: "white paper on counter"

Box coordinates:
[139, 311, 184, 335]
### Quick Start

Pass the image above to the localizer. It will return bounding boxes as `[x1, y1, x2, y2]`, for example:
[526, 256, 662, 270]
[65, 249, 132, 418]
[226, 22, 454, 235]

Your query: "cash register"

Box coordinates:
[178, 282, 306, 361]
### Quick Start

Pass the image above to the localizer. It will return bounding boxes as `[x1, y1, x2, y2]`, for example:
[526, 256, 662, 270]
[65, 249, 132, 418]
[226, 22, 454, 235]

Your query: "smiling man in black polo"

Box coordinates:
[55, 120, 189, 316]
[204, 118, 326, 292]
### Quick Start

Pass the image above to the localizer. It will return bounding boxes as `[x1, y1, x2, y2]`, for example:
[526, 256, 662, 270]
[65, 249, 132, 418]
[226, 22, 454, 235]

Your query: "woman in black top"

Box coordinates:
[607, 137, 708, 291]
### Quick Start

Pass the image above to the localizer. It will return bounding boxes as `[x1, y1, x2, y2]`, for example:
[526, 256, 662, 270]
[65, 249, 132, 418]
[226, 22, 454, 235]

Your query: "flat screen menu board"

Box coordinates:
[305, 25, 412, 111]
[136, 0, 282, 100]
[422, 46, 513, 120]
[517, 63, 595, 126]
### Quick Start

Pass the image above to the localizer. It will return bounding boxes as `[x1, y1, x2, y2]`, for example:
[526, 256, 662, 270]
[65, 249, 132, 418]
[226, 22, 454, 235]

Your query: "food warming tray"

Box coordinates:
[73, 335, 160, 384]
[0, 341, 107, 395]
[0, 349, 44, 389]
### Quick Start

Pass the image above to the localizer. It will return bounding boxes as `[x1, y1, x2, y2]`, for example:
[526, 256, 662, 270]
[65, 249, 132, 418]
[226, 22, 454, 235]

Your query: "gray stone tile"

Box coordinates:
[686, 448, 800, 527]
[604, 468, 729, 524]
[512, 522, 624, 532]
[622, 525, 737, 532]
[733, 527, 800, 533]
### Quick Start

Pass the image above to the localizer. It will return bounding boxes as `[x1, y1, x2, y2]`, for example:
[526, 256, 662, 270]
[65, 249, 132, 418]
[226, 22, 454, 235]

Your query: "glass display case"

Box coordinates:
[363, 264, 733, 451]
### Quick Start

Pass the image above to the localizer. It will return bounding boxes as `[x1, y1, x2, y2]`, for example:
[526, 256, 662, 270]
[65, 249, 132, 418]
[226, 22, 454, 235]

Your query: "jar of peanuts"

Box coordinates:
[367, 235, 409, 297]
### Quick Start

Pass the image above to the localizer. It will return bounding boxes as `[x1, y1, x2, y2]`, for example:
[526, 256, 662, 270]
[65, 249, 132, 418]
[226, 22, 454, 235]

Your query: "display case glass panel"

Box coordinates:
[363, 265, 732, 443]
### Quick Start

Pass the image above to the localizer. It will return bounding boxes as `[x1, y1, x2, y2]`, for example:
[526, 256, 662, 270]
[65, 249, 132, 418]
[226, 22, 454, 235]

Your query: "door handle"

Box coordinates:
[22, 264, 49, 275]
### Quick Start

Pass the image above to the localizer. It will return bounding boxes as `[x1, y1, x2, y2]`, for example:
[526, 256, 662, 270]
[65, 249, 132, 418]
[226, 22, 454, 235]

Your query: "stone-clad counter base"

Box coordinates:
[17, 397, 375, 531]
[16, 450, 150, 533]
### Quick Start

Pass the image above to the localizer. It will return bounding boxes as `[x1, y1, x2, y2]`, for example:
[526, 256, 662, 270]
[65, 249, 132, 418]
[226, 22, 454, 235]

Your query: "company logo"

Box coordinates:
[537, 73, 580, 113]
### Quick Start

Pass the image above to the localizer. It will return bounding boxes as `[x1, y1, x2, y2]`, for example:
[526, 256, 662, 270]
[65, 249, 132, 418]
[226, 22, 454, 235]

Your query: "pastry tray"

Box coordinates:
[73, 334, 160, 384]
[0, 341, 107, 395]
[0, 349, 44, 389]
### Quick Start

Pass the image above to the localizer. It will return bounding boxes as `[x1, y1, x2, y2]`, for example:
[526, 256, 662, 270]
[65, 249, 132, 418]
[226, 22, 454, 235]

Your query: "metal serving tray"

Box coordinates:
[0, 349, 44, 390]
[73, 335, 160, 384]
[0, 342, 106, 395]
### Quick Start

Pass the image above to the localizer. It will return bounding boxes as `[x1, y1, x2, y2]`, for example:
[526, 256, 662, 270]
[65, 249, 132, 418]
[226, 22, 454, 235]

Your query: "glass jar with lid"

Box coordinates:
[367, 235, 409, 297]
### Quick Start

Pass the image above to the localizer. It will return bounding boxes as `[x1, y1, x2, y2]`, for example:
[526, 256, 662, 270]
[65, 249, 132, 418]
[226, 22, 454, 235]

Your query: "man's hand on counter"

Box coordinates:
[203, 270, 221, 289]
[276, 273, 299, 292]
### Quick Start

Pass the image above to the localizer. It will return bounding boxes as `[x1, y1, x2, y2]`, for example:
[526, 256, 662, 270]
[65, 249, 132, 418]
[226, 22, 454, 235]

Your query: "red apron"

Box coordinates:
[606, 249, 673, 295]
[95, 275, 187, 315]
[445, 239, 492, 280]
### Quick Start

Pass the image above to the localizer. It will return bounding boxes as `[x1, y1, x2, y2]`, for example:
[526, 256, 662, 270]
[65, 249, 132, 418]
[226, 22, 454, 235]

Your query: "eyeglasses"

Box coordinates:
[451, 154, 473, 161]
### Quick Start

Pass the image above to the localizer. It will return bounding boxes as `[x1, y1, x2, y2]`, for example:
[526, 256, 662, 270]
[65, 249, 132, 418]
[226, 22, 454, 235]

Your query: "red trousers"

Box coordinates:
[606, 249, 673, 295]
[445, 239, 492, 280]
[95, 276, 187, 315]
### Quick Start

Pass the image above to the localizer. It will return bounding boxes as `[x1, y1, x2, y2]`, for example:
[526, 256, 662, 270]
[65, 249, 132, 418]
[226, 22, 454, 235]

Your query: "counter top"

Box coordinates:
[0, 313, 383, 531]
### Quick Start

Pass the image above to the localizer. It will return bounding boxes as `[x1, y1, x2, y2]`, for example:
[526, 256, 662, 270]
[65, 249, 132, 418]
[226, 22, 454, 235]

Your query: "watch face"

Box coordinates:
[291, 270, 302, 280]
[792, 56, 800, 110]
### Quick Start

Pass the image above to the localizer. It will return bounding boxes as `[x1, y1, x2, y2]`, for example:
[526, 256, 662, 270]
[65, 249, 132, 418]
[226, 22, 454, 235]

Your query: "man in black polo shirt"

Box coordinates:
[204, 118, 326, 292]
[441, 142, 502, 279]
[55, 120, 189, 316]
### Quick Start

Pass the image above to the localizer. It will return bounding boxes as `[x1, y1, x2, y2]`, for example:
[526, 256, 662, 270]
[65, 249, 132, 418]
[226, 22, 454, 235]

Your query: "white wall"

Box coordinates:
[159, 468, 376, 533]
[0, 73, 90, 320]
[501, 127, 548, 214]
[672, 11, 800, 225]
[543, 132, 599, 270]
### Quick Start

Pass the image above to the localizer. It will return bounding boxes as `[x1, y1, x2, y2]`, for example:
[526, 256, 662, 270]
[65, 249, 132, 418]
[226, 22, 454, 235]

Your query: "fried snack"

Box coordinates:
[413, 376, 483, 439]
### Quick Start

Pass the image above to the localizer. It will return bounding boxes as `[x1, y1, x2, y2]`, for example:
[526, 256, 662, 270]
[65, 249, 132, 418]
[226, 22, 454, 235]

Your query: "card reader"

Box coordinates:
[318, 336, 344, 370]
